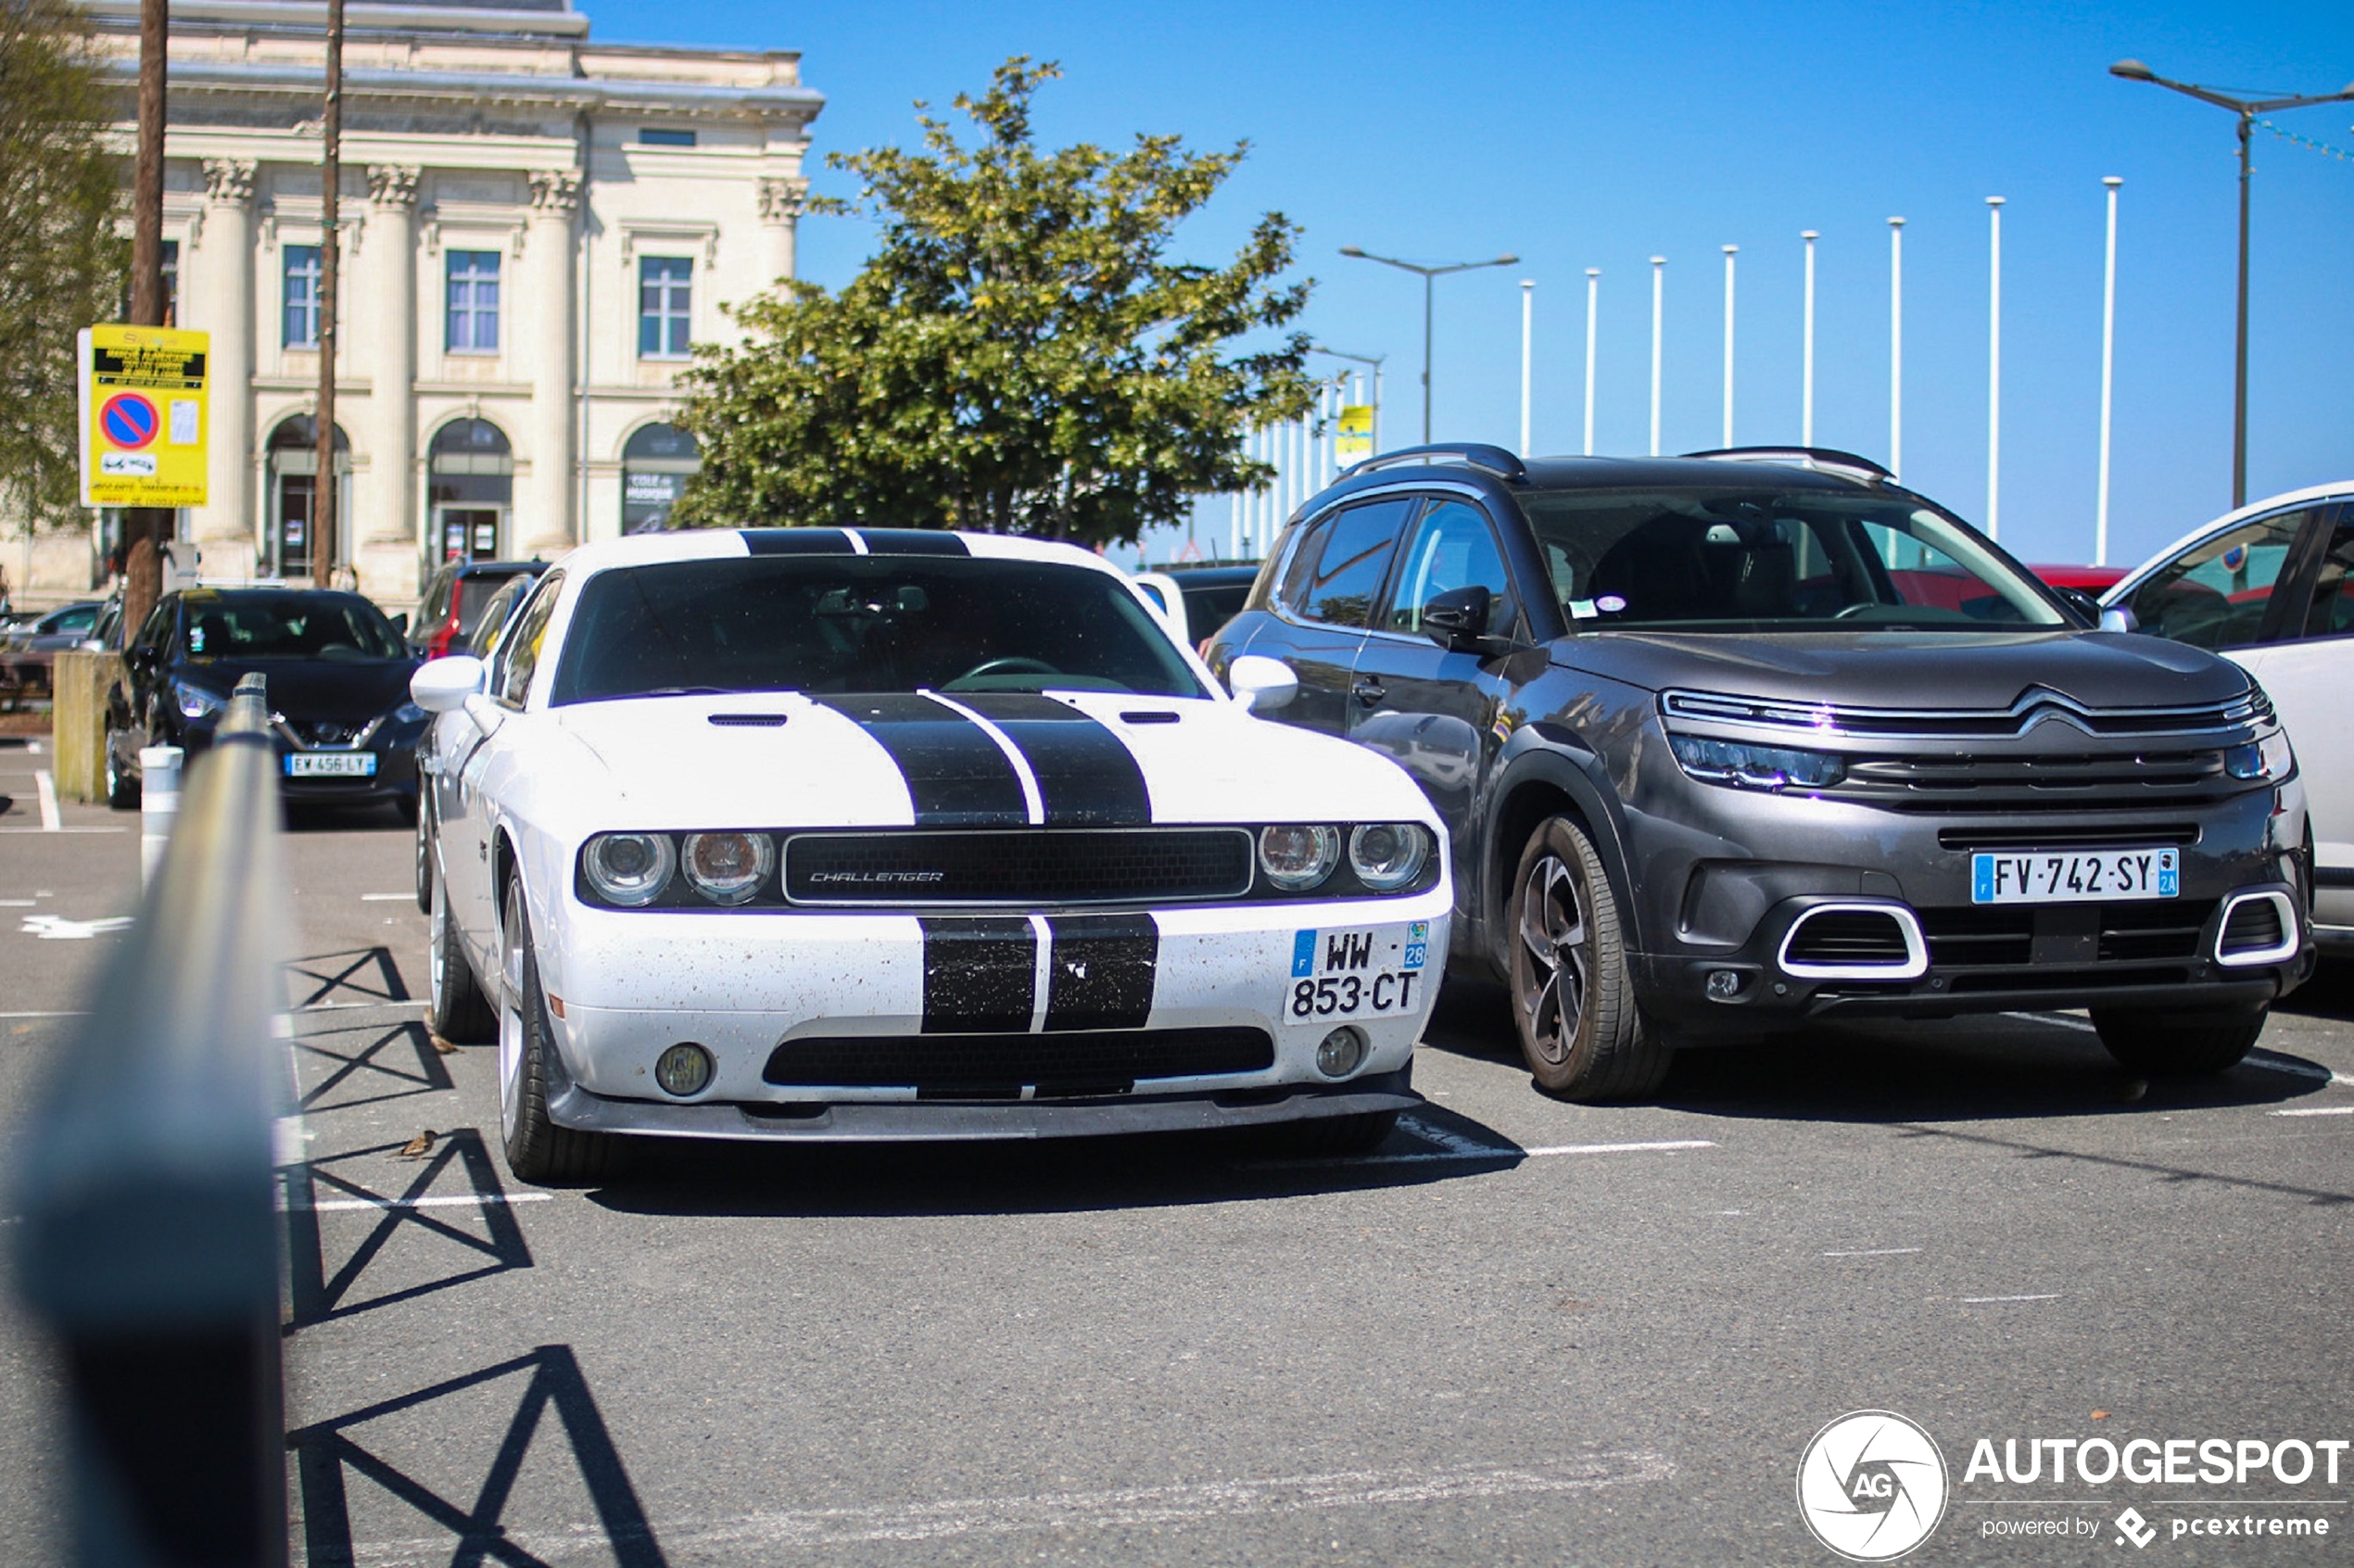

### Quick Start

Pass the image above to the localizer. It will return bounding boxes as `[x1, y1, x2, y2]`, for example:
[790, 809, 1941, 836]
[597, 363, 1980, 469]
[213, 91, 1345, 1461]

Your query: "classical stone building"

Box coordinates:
[20, 0, 821, 609]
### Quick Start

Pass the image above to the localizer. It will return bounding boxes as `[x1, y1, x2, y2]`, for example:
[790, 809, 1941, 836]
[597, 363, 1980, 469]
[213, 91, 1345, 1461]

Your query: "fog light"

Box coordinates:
[1315, 1025, 1367, 1079]
[1704, 968, 1745, 1002]
[654, 1043, 714, 1097]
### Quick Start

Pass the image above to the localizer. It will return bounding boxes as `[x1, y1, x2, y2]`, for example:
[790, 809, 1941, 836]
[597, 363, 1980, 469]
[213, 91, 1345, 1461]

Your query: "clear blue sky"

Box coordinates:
[596, 0, 2354, 569]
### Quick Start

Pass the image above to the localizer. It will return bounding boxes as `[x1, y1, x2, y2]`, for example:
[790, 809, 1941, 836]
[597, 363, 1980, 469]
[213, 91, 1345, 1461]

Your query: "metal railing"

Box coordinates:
[12, 672, 289, 1567]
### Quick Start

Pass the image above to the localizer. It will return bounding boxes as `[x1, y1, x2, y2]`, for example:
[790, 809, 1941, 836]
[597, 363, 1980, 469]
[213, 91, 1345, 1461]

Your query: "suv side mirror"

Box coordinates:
[1421, 586, 1491, 652]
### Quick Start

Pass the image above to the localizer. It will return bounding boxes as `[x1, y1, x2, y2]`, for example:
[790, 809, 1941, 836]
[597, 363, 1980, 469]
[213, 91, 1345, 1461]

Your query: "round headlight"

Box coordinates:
[1259, 825, 1340, 891]
[680, 831, 775, 905]
[654, 1043, 714, 1097]
[584, 832, 675, 906]
[1348, 823, 1431, 891]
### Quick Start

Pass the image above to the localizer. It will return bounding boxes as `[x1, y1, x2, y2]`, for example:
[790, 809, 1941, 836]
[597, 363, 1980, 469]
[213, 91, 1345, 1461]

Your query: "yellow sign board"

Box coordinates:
[79, 324, 209, 507]
[1335, 404, 1374, 463]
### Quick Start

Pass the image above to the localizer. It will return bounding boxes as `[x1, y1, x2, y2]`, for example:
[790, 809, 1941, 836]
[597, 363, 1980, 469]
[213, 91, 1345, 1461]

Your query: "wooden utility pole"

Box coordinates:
[314, 0, 345, 588]
[122, 0, 174, 596]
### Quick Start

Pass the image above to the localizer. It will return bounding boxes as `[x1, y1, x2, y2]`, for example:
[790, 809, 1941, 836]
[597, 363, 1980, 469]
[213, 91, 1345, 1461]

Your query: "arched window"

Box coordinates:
[429, 418, 514, 563]
[621, 423, 701, 534]
[265, 415, 350, 579]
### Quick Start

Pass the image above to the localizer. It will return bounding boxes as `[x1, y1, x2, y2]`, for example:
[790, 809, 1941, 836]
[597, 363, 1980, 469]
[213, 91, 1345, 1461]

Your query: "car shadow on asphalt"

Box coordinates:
[1418, 973, 2335, 1126]
[2276, 957, 2354, 1023]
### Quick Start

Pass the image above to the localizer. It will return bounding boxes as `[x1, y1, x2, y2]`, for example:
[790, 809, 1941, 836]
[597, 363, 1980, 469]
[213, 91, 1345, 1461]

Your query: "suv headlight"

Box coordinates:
[1668, 733, 1844, 790]
[2225, 729, 2294, 782]
[172, 680, 224, 721]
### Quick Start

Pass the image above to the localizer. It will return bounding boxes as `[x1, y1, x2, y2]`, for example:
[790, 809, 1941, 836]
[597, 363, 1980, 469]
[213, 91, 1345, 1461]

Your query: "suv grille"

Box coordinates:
[761, 1026, 1274, 1096]
[784, 828, 1253, 906]
[1915, 900, 2217, 992]
[1832, 752, 2238, 814]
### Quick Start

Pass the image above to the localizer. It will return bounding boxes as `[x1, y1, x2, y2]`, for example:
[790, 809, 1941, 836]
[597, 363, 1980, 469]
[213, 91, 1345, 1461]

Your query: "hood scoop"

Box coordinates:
[707, 713, 789, 727]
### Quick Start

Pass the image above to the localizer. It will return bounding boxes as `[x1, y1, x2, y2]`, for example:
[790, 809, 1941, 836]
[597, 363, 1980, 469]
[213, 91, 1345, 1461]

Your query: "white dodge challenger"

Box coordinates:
[411, 527, 1452, 1181]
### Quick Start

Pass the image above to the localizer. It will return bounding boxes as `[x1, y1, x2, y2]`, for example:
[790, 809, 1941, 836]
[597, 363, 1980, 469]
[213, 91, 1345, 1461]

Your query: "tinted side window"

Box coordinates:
[2299, 519, 2354, 640]
[1386, 499, 1517, 635]
[2125, 510, 2310, 651]
[137, 597, 176, 656]
[1294, 499, 1412, 629]
[497, 574, 563, 707]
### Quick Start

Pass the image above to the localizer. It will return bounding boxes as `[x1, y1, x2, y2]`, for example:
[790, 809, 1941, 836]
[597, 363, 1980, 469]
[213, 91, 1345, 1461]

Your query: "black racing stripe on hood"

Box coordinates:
[813, 694, 1028, 826]
[740, 528, 856, 554]
[952, 693, 1152, 826]
[855, 529, 968, 556]
[1044, 913, 1158, 1031]
[918, 917, 1036, 1034]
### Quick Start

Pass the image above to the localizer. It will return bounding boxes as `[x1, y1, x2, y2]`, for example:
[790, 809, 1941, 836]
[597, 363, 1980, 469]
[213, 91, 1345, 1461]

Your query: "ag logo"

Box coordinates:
[1796, 1410, 1949, 1562]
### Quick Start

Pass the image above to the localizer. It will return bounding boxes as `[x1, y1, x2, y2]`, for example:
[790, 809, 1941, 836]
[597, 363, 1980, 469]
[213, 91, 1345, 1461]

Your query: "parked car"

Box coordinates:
[0, 601, 103, 698]
[411, 527, 1449, 1181]
[104, 588, 425, 817]
[1207, 444, 2314, 1099]
[2103, 483, 2353, 955]
[411, 566, 548, 911]
[411, 559, 546, 660]
[1133, 563, 1267, 651]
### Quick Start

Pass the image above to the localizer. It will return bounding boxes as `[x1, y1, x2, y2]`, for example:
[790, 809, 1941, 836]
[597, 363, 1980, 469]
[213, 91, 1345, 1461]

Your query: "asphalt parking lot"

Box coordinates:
[4, 751, 2351, 1565]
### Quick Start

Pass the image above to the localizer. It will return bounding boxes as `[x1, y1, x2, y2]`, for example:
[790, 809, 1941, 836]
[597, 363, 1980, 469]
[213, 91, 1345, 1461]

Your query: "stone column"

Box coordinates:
[756, 176, 806, 288]
[357, 165, 419, 603]
[524, 169, 579, 555]
[192, 158, 257, 580]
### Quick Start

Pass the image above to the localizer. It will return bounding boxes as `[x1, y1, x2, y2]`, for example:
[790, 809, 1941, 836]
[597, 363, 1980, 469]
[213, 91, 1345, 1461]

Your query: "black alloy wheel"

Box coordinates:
[1507, 814, 1669, 1102]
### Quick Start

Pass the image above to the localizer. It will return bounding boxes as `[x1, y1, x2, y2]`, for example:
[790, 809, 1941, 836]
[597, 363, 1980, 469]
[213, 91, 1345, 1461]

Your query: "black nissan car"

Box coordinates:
[1208, 445, 2315, 1099]
[104, 588, 424, 817]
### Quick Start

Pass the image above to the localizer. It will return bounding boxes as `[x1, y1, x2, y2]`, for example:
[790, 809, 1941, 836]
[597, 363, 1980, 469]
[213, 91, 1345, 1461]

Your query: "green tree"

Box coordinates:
[0, 0, 126, 528]
[677, 58, 1315, 545]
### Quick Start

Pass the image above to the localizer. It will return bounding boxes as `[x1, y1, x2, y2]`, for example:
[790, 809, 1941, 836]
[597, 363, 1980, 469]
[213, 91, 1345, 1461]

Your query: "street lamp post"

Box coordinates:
[1650, 256, 1666, 457]
[1339, 246, 1519, 443]
[1583, 268, 1601, 456]
[2097, 177, 2123, 566]
[1311, 346, 1386, 455]
[1801, 231, 1818, 448]
[1720, 245, 1738, 449]
[1519, 278, 1534, 456]
[2110, 58, 2354, 508]
[1887, 218, 1905, 482]
[1986, 196, 2004, 541]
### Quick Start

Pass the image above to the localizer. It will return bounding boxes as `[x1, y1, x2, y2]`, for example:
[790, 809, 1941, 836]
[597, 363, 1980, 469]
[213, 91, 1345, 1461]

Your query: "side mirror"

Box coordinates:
[1421, 585, 1492, 653]
[411, 654, 487, 714]
[388, 611, 411, 638]
[1226, 653, 1298, 714]
[2098, 604, 2139, 635]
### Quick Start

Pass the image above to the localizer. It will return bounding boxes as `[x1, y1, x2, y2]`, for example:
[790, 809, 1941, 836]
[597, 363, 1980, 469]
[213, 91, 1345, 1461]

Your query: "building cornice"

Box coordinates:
[98, 57, 823, 121]
[80, 0, 593, 41]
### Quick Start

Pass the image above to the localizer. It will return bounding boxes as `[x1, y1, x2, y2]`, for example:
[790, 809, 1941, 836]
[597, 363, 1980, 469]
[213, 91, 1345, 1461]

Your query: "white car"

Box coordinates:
[2103, 483, 2353, 955]
[411, 527, 1452, 1182]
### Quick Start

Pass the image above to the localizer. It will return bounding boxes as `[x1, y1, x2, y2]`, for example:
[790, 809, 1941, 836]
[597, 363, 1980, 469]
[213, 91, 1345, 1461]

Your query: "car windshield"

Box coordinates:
[1518, 488, 2067, 631]
[181, 594, 408, 662]
[551, 555, 1207, 705]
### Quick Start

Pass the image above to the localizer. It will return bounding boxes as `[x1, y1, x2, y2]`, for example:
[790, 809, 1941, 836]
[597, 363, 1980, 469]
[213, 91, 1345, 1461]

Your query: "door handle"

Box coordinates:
[1350, 678, 1386, 706]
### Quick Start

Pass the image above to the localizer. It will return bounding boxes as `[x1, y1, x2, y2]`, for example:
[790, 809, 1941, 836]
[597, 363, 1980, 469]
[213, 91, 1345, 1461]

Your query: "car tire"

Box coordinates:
[2090, 1005, 2268, 1076]
[497, 876, 614, 1185]
[412, 800, 434, 914]
[427, 855, 496, 1044]
[1507, 813, 1670, 1102]
[103, 729, 138, 810]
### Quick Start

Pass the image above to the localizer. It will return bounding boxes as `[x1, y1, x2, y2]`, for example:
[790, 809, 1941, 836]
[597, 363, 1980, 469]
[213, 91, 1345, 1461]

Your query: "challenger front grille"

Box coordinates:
[783, 828, 1253, 906]
[761, 1026, 1275, 1096]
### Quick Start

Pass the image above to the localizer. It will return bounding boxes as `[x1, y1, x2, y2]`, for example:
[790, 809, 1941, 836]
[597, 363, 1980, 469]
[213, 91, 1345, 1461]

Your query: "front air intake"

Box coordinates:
[2215, 890, 2298, 967]
[1778, 904, 1929, 980]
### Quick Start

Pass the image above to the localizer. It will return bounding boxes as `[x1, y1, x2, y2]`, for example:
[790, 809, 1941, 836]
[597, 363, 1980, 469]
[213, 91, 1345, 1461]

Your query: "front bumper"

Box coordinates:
[1620, 769, 2313, 1037]
[532, 891, 1451, 1139]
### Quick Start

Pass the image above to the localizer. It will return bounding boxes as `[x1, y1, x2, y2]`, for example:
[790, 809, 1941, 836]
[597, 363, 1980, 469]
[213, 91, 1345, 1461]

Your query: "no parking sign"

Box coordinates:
[78, 324, 209, 507]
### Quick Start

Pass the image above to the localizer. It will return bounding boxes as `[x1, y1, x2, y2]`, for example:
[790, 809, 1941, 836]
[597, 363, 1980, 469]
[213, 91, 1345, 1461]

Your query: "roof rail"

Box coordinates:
[1683, 446, 1893, 482]
[1342, 443, 1529, 484]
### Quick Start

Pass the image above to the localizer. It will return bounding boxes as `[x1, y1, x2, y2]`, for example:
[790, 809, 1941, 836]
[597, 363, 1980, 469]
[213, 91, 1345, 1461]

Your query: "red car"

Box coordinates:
[2029, 563, 2129, 595]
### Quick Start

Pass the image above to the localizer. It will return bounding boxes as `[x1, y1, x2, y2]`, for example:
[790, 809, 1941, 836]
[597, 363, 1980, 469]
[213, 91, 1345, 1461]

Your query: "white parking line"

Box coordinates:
[1961, 1294, 2061, 1303]
[2272, 1106, 2354, 1118]
[360, 893, 411, 902]
[0, 1010, 89, 1019]
[286, 1192, 553, 1214]
[33, 770, 58, 830]
[1825, 1247, 1923, 1258]
[2248, 1050, 2352, 1086]
[1254, 1136, 1716, 1170]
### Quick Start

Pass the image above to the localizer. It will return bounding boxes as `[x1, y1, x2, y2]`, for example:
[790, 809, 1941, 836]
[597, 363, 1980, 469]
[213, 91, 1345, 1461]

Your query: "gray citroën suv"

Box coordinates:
[1209, 445, 2314, 1101]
